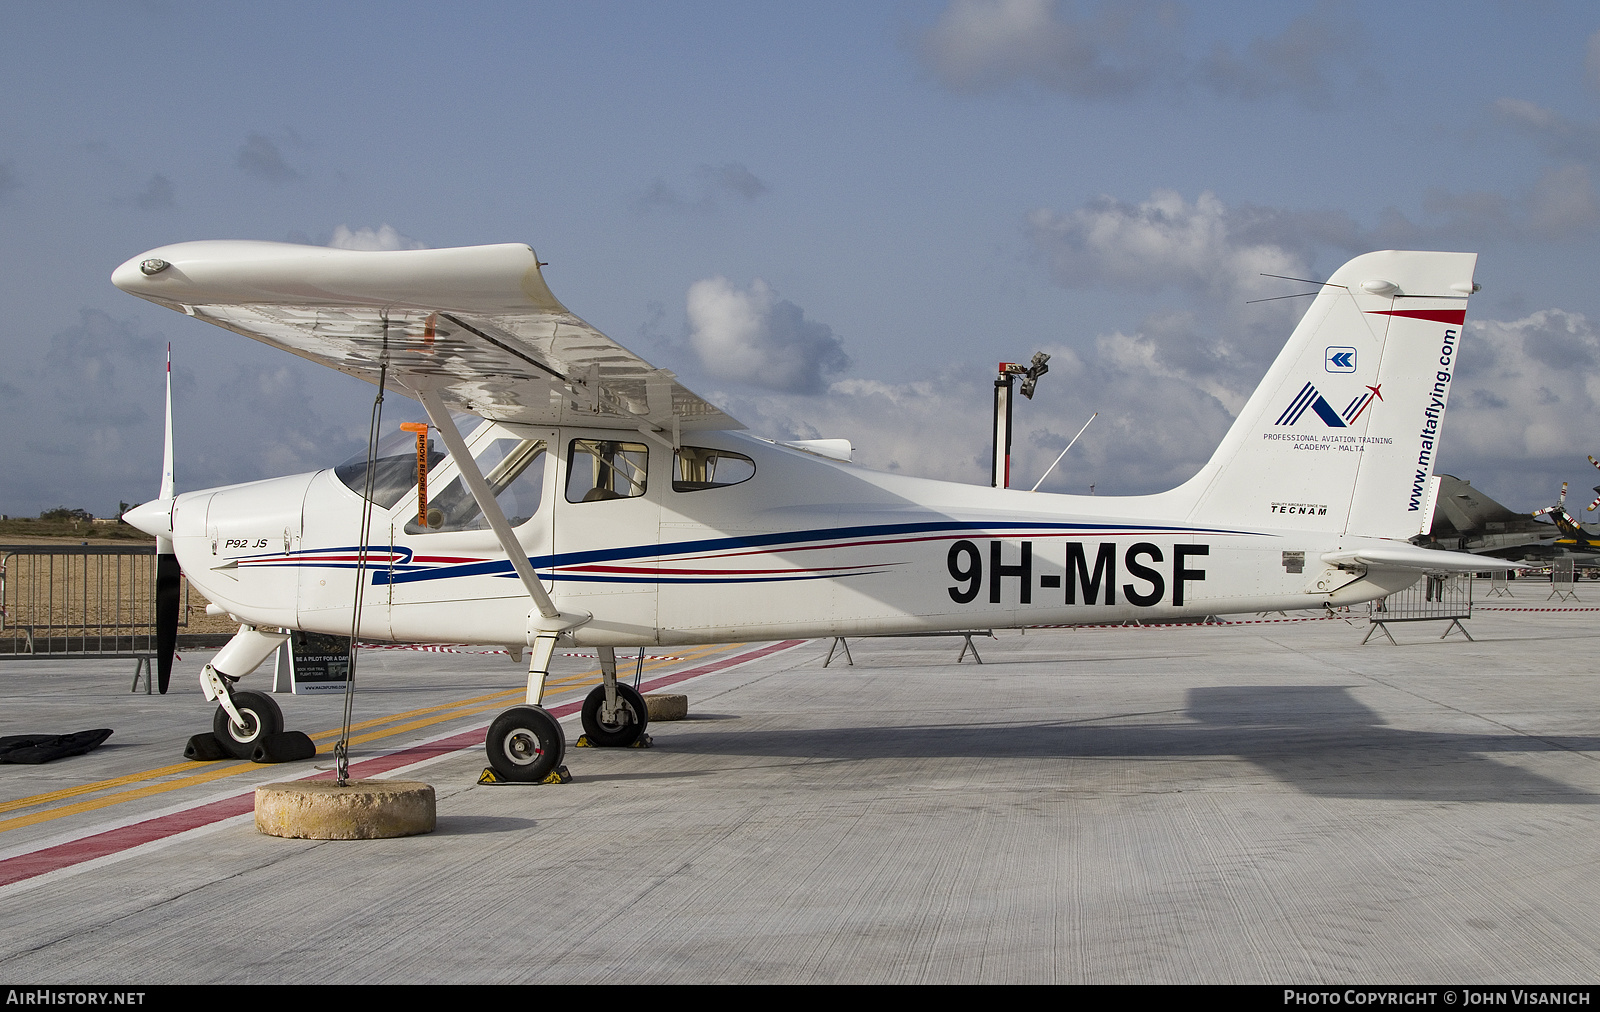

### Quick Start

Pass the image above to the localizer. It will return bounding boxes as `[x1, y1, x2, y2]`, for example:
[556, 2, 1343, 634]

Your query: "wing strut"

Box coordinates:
[417, 391, 589, 704]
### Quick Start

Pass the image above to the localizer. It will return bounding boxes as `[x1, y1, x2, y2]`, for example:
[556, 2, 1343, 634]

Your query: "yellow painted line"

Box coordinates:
[0, 760, 266, 833]
[0, 641, 743, 833]
[0, 686, 526, 817]
[0, 760, 211, 816]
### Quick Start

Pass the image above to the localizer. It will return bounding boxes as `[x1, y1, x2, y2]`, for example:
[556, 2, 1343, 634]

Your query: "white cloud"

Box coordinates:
[918, 0, 1179, 98]
[1450, 310, 1600, 463]
[327, 224, 426, 251]
[917, 0, 1365, 105]
[116, 173, 175, 211]
[0, 160, 20, 201]
[1490, 98, 1600, 165]
[1195, 2, 1363, 106]
[716, 337, 1236, 497]
[1027, 189, 1307, 299]
[637, 162, 768, 214]
[695, 183, 1600, 508]
[236, 133, 299, 183]
[712, 305, 1600, 507]
[686, 277, 850, 393]
[1028, 189, 1318, 397]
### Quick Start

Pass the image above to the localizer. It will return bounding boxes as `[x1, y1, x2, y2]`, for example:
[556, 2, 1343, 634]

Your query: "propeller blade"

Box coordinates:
[156, 343, 178, 693]
[155, 552, 179, 693]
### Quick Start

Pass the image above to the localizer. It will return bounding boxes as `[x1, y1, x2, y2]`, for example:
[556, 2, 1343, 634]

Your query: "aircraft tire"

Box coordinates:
[213, 690, 285, 760]
[487, 705, 565, 782]
[579, 683, 650, 747]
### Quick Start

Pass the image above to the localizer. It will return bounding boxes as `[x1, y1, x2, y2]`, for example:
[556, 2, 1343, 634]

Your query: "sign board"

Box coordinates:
[272, 631, 351, 694]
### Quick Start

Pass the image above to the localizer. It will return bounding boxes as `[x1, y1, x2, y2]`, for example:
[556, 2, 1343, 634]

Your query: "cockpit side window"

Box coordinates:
[566, 439, 648, 503]
[404, 438, 547, 534]
[673, 447, 756, 492]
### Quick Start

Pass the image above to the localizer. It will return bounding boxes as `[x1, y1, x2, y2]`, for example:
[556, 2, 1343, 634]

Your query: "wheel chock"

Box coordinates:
[251, 731, 316, 764]
[184, 732, 231, 761]
[574, 733, 652, 749]
[478, 764, 572, 785]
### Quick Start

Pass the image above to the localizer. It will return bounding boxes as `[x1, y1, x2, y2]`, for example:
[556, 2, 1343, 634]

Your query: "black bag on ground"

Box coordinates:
[0, 729, 114, 764]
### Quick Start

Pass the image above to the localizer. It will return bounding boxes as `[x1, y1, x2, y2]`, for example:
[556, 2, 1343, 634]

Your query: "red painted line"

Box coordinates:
[1026, 615, 1348, 629]
[1366, 308, 1467, 325]
[0, 639, 808, 890]
[0, 795, 254, 889]
[567, 563, 884, 576]
[1476, 606, 1600, 612]
[634, 639, 806, 691]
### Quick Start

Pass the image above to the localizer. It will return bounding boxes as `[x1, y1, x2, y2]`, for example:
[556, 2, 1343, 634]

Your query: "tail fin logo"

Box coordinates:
[1276, 383, 1382, 429]
[1325, 347, 1356, 372]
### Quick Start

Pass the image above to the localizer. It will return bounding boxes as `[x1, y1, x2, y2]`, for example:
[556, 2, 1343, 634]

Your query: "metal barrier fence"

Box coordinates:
[1550, 557, 1579, 602]
[1364, 572, 1473, 644]
[0, 544, 192, 658]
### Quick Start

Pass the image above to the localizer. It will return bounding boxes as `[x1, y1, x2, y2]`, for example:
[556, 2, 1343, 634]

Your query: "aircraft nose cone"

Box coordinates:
[123, 498, 174, 539]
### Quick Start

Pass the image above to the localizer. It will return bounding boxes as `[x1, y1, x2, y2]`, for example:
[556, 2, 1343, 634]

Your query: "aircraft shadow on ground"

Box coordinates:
[651, 684, 1600, 804]
[434, 815, 539, 835]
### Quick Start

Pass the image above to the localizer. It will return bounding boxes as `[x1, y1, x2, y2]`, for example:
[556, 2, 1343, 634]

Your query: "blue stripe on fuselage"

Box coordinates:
[366, 518, 1256, 586]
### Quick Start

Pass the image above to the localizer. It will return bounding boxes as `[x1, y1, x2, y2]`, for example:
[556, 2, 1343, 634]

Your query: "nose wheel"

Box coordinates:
[212, 690, 284, 760]
[486, 705, 567, 782]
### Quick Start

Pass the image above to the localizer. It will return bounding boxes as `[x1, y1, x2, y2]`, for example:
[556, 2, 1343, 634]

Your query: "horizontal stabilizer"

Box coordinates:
[1321, 545, 1528, 573]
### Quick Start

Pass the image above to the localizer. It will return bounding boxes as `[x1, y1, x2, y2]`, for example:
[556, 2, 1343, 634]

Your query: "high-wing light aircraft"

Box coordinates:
[115, 242, 1514, 781]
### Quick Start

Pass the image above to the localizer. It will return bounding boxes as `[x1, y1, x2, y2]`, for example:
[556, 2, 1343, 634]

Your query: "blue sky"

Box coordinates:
[5, 1, 1600, 517]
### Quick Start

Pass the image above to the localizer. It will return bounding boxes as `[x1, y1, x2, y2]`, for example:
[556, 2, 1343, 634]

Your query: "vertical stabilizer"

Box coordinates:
[1182, 251, 1478, 540]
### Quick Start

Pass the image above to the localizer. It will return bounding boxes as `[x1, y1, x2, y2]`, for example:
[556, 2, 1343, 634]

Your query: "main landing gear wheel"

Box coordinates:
[487, 705, 566, 782]
[580, 683, 650, 747]
[213, 690, 284, 760]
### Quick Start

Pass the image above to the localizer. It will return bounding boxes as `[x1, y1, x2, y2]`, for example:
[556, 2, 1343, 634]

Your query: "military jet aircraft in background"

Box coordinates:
[1418, 473, 1600, 564]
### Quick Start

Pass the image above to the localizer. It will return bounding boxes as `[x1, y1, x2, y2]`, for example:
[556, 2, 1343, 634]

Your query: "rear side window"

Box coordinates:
[567, 439, 648, 502]
[673, 447, 755, 492]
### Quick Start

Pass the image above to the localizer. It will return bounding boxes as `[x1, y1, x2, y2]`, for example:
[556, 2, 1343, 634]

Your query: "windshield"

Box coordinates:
[335, 427, 447, 509]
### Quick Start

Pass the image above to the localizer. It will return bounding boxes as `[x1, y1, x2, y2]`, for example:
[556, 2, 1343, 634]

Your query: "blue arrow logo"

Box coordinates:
[1325, 347, 1356, 373]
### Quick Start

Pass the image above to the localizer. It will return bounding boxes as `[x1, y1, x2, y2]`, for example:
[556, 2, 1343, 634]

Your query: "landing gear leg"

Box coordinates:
[579, 646, 650, 747]
[483, 631, 568, 782]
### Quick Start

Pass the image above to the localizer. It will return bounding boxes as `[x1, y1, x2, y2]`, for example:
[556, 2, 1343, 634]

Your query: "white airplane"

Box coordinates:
[115, 241, 1510, 781]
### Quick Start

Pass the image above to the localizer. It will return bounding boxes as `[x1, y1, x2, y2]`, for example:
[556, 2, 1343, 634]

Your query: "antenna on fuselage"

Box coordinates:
[1030, 412, 1096, 493]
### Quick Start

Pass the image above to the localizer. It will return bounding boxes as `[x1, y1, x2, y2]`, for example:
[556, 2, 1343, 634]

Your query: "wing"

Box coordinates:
[112, 240, 740, 433]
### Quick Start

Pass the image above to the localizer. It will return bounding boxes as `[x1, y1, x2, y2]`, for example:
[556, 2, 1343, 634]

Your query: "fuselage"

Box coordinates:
[137, 421, 1407, 648]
